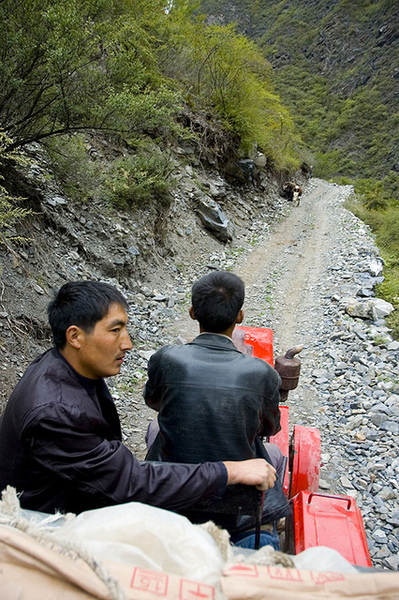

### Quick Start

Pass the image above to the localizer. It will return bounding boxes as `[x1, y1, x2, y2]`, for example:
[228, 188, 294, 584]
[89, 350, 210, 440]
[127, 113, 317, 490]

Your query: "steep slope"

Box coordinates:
[198, 0, 399, 178]
[0, 148, 285, 411]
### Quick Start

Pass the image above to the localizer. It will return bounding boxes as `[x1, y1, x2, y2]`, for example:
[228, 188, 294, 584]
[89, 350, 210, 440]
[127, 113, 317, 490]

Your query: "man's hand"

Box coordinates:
[223, 459, 276, 491]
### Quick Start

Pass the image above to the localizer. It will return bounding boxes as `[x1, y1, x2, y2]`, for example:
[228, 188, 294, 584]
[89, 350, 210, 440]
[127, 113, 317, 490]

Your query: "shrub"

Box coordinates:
[45, 134, 102, 203]
[161, 13, 302, 170]
[103, 149, 176, 209]
[0, 0, 182, 149]
[0, 133, 32, 245]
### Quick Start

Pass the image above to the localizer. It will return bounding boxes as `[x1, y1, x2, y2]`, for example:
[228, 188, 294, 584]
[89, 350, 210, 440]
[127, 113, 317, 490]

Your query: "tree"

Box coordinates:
[160, 13, 301, 168]
[0, 0, 180, 149]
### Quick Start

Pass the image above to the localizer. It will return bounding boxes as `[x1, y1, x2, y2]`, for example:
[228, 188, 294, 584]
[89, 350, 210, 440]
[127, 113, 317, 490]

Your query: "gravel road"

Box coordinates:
[234, 178, 358, 425]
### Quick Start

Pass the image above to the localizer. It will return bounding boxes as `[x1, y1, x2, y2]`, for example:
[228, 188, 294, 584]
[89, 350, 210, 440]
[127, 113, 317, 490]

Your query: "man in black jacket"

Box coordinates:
[144, 271, 288, 547]
[145, 271, 283, 465]
[0, 280, 275, 515]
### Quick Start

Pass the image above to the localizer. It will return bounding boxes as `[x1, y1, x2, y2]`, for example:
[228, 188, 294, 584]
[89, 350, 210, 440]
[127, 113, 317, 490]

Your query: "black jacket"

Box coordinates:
[145, 333, 282, 463]
[0, 348, 226, 514]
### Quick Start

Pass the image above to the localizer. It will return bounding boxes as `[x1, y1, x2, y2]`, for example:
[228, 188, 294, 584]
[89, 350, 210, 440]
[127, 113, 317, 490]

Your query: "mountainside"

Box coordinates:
[0, 143, 288, 411]
[197, 0, 399, 179]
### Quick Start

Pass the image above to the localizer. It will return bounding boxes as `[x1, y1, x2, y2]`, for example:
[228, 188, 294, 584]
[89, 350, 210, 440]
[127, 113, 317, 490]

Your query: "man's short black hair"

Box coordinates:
[191, 271, 245, 333]
[48, 280, 129, 348]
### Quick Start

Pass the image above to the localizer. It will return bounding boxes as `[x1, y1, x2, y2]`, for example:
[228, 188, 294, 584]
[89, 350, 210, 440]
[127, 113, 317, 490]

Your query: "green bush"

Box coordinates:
[0, 133, 32, 245]
[377, 262, 399, 339]
[161, 13, 302, 170]
[103, 150, 176, 209]
[0, 0, 182, 149]
[45, 135, 102, 203]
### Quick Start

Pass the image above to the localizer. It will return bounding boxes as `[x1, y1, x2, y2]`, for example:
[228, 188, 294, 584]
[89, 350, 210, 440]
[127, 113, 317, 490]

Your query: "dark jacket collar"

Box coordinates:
[53, 347, 105, 396]
[189, 333, 240, 352]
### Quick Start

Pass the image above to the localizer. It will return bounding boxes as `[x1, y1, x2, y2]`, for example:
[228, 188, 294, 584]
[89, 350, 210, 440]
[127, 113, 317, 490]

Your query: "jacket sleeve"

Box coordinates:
[26, 405, 227, 512]
[258, 366, 282, 437]
[143, 347, 168, 411]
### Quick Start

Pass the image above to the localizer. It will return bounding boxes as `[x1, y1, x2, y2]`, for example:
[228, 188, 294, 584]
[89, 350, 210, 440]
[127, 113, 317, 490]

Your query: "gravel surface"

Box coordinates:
[110, 178, 398, 571]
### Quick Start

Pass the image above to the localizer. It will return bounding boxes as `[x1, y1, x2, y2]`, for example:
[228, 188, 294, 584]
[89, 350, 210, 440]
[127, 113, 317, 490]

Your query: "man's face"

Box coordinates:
[74, 302, 133, 379]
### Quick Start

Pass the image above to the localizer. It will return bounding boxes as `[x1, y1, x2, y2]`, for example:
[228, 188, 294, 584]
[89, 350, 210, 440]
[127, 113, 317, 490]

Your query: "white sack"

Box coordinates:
[57, 501, 225, 588]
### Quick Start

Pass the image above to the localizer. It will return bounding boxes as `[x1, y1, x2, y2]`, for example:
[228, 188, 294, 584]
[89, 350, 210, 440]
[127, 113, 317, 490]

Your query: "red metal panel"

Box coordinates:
[269, 406, 290, 497]
[290, 491, 372, 567]
[235, 326, 274, 365]
[290, 425, 321, 498]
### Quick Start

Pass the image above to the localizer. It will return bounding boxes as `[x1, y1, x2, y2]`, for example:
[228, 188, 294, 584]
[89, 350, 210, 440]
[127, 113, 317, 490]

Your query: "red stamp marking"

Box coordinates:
[130, 567, 168, 596]
[310, 571, 346, 585]
[180, 579, 215, 600]
[224, 564, 259, 577]
[267, 567, 304, 582]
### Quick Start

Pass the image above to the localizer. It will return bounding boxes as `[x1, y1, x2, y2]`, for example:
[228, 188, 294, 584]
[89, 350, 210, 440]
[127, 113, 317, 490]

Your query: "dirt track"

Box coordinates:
[235, 179, 347, 354]
[231, 179, 357, 427]
[171, 179, 351, 351]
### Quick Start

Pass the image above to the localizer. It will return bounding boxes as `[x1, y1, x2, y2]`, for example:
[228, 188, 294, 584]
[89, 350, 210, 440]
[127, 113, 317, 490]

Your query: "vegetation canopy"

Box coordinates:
[0, 134, 32, 246]
[0, 0, 303, 216]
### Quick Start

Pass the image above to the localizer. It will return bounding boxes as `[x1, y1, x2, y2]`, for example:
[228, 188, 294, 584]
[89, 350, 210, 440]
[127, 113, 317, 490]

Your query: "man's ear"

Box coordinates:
[189, 306, 197, 321]
[235, 309, 244, 324]
[65, 325, 83, 349]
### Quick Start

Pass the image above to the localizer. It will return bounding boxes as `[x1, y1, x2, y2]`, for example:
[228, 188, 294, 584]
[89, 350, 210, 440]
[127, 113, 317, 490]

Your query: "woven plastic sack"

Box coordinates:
[58, 501, 226, 587]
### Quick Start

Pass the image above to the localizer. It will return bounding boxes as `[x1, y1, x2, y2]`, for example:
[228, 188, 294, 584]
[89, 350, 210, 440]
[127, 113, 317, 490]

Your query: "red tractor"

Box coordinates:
[235, 325, 372, 568]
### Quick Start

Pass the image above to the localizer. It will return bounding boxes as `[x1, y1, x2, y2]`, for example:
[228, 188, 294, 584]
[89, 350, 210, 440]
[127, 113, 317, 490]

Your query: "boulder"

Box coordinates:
[195, 198, 234, 242]
[342, 298, 378, 320]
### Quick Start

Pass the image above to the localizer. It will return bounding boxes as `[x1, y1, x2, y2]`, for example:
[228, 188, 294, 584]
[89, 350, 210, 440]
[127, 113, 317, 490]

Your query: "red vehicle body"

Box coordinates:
[236, 325, 372, 568]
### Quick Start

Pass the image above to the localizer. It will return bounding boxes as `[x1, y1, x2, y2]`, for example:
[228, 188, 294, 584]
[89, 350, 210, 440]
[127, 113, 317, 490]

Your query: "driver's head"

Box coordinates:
[190, 271, 245, 333]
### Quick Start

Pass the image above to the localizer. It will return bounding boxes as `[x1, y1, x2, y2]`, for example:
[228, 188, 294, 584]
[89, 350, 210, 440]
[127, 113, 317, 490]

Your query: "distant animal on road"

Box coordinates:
[281, 182, 303, 206]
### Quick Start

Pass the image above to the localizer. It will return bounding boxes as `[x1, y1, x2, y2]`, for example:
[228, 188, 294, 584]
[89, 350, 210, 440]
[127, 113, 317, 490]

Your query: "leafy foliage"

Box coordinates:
[0, 0, 182, 149]
[196, 0, 398, 177]
[46, 133, 176, 208]
[45, 134, 102, 202]
[160, 10, 301, 169]
[103, 149, 175, 209]
[0, 133, 32, 245]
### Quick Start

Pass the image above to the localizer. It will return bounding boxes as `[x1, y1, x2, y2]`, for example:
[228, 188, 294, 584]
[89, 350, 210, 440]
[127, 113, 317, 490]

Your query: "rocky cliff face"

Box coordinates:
[201, 0, 399, 93]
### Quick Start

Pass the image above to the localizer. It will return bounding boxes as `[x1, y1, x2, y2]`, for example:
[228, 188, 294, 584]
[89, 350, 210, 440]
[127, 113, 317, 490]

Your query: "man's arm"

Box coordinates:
[258, 366, 282, 437]
[143, 382, 160, 411]
[143, 348, 166, 411]
[28, 409, 275, 513]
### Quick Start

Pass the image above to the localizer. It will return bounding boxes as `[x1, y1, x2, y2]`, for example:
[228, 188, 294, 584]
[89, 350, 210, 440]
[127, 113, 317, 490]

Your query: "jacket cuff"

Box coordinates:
[216, 461, 228, 498]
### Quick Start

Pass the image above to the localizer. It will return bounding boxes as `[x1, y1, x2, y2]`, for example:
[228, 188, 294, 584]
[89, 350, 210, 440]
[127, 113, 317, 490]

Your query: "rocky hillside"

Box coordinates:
[0, 143, 288, 411]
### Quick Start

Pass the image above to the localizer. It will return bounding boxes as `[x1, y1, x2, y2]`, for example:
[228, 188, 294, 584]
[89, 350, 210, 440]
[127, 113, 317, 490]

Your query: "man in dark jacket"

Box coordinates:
[145, 271, 283, 465]
[144, 272, 288, 548]
[0, 280, 275, 515]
